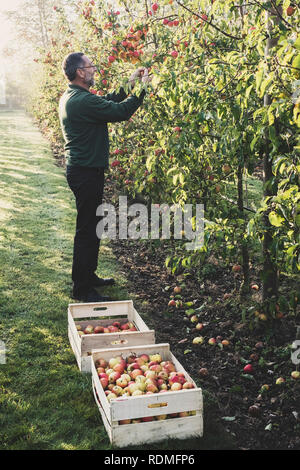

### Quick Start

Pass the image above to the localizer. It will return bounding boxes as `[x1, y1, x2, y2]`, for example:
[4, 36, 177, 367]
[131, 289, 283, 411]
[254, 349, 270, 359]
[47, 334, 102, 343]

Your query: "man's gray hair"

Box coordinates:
[62, 52, 85, 81]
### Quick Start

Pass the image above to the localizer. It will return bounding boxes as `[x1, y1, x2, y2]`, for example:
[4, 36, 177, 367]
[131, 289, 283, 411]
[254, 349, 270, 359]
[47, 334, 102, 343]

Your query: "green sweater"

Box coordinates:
[59, 84, 145, 168]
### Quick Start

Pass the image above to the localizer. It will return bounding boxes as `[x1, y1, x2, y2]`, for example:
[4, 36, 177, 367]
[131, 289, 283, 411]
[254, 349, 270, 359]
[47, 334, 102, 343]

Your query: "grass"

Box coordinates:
[0, 109, 235, 450]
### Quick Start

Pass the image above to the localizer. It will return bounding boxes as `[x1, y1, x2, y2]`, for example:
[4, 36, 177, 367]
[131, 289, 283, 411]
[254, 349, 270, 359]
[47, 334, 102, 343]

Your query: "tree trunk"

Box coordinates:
[262, 6, 279, 308]
[237, 157, 250, 294]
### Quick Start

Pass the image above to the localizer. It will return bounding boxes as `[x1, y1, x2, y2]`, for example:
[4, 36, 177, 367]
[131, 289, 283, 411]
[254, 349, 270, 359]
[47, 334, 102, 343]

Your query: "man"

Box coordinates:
[59, 52, 149, 302]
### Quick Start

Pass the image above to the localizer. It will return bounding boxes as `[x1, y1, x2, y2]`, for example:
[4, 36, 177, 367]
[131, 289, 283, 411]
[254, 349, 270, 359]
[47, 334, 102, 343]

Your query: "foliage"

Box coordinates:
[30, 0, 300, 315]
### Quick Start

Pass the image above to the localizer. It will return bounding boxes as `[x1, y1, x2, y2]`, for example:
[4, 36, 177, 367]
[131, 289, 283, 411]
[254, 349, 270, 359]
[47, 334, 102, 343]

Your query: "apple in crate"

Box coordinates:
[94, 325, 104, 334]
[84, 325, 94, 334]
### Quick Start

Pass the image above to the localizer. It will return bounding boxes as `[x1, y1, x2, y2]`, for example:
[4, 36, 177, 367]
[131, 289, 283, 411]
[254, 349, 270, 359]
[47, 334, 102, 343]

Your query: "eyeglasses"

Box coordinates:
[78, 64, 97, 70]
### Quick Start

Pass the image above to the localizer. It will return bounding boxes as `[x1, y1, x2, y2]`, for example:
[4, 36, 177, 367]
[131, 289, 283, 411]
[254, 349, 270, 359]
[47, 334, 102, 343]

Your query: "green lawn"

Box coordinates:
[0, 109, 234, 450]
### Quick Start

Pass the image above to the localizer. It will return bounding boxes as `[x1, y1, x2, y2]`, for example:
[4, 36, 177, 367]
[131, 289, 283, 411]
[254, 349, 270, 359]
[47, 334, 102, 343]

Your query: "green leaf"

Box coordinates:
[185, 308, 195, 316]
[269, 211, 285, 227]
[222, 416, 236, 422]
[241, 374, 255, 380]
[184, 349, 192, 355]
[292, 54, 300, 70]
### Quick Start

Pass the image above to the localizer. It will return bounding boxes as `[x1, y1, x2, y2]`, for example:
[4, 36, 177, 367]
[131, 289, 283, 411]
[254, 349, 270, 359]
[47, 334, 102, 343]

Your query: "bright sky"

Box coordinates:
[0, 0, 22, 51]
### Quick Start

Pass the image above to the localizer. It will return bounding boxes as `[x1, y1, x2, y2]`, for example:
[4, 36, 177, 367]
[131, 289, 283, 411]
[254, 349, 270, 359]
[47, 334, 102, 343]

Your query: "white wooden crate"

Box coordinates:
[68, 300, 155, 373]
[91, 343, 203, 448]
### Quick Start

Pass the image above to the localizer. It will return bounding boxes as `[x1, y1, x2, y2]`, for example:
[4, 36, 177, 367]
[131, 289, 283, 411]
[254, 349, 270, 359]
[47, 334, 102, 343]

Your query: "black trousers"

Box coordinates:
[66, 165, 105, 296]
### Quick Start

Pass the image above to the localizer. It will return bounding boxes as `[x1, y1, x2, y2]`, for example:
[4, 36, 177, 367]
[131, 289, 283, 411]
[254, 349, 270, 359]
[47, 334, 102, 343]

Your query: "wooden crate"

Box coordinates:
[91, 343, 203, 448]
[68, 300, 155, 373]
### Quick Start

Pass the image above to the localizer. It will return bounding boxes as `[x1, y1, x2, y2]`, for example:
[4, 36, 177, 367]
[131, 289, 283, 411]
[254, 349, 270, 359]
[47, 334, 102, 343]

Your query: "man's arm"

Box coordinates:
[102, 68, 145, 102]
[102, 87, 128, 103]
[80, 90, 146, 124]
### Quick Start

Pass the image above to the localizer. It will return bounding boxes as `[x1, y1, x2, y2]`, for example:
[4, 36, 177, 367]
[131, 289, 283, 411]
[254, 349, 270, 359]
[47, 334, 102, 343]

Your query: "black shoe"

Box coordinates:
[90, 274, 115, 287]
[72, 288, 112, 303]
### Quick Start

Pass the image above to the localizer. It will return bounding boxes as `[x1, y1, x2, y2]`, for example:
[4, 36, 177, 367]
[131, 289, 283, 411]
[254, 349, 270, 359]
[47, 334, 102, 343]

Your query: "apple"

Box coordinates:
[195, 323, 203, 330]
[168, 299, 176, 307]
[182, 381, 195, 389]
[96, 358, 108, 369]
[276, 377, 285, 385]
[140, 364, 149, 372]
[108, 326, 119, 333]
[149, 354, 162, 363]
[286, 6, 295, 16]
[106, 392, 117, 402]
[99, 377, 109, 389]
[128, 383, 140, 394]
[94, 325, 104, 334]
[251, 284, 259, 291]
[131, 418, 142, 424]
[119, 419, 131, 425]
[248, 405, 260, 417]
[146, 382, 158, 393]
[150, 364, 162, 373]
[132, 389, 144, 396]
[208, 338, 216, 345]
[243, 364, 254, 374]
[170, 50, 178, 58]
[113, 362, 126, 374]
[173, 286, 182, 294]
[128, 326, 137, 331]
[291, 371, 300, 380]
[178, 411, 189, 417]
[141, 416, 154, 422]
[84, 325, 94, 334]
[193, 336, 204, 345]
[260, 384, 270, 392]
[222, 164, 231, 174]
[162, 361, 176, 373]
[76, 324, 82, 331]
[109, 356, 121, 368]
[159, 383, 168, 391]
[112, 321, 121, 328]
[112, 385, 123, 396]
[156, 414, 167, 420]
[97, 367, 106, 374]
[103, 327, 110, 333]
[121, 373, 131, 382]
[108, 371, 121, 383]
[232, 264, 241, 273]
[157, 371, 168, 381]
[120, 323, 130, 330]
[171, 382, 182, 391]
[130, 369, 144, 380]
[135, 357, 146, 367]
[144, 370, 157, 380]
[221, 339, 230, 346]
[126, 354, 137, 364]
[116, 377, 128, 388]
[190, 315, 199, 323]
[128, 362, 142, 371]
[78, 331, 84, 337]
[199, 368, 209, 377]
[259, 313, 268, 321]
[139, 354, 150, 363]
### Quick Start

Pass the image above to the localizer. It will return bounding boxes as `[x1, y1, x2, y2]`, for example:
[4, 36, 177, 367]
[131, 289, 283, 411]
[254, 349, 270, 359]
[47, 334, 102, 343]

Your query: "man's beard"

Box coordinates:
[84, 74, 95, 88]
